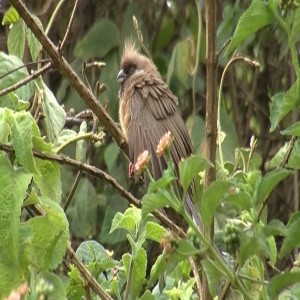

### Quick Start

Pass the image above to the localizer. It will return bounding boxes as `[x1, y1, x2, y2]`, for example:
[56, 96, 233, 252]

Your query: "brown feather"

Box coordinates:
[118, 40, 201, 228]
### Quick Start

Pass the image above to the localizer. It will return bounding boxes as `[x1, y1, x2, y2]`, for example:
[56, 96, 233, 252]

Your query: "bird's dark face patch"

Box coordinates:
[117, 61, 137, 83]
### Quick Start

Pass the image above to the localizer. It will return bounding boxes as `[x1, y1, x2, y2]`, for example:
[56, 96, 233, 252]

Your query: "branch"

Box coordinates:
[9, 0, 129, 157]
[0, 143, 185, 238]
[0, 62, 52, 97]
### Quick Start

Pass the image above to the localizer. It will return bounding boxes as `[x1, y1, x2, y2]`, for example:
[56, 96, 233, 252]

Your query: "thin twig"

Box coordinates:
[9, 0, 128, 157]
[0, 143, 185, 238]
[59, 0, 79, 52]
[63, 171, 81, 211]
[0, 62, 52, 97]
[280, 136, 297, 168]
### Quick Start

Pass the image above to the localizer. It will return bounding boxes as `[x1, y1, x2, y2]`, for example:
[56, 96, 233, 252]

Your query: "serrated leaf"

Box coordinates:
[202, 259, 224, 297]
[39, 79, 66, 142]
[110, 209, 137, 235]
[200, 181, 232, 234]
[27, 196, 69, 270]
[175, 240, 199, 256]
[279, 212, 300, 258]
[225, 0, 274, 55]
[33, 159, 62, 203]
[74, 20, 120, 59]
[26, 15, 43, 60]
[131, 248, 147, 299]
[270, 81, 300, 132]
[0, 52, 35, 105]
[281, 121, 300, 136]
[7, 20, 25, 59]
[2, 6, 19, 25]
[11, 111, 38, 174]
[179, 155, 210, 193]
[146, 221, 167, 243]
[148, 252, 168, 288]
[268, 272, 300, 299]
[257, 168, 291, 206]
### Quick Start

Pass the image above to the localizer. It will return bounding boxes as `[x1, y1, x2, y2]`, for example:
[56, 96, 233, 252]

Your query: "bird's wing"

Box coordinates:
[127, 80, 192, 180]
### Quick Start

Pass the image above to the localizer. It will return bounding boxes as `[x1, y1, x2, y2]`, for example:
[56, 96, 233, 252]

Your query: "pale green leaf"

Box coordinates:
[146, 221, 167, 243]
[2, 6, 19, 25]
[7, 20, 25, 59]
[225, 0, 274, 55]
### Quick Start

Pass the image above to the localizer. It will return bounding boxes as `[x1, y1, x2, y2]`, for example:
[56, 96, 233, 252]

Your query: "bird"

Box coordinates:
[117, 40, 201, 228]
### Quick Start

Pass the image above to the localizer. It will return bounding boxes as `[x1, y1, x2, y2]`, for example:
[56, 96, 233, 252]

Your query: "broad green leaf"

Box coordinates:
[26, 16, 43, 61]
[11, 111, 38, 174]
[110, 207, 138, 234]
[267, 236, 277, 266]
[268, 272, 300, 299]
[74, 20, 120, 59]
[148, 168, 175, 193]
[131, 247, 147, 299]
[264, 219, 286, 237]
[40, 272, 67, 300]
[27, 196, 69, 270]
[2, 6, 19, 25]
[290, 8, 300, 44]
[140, 290, 155, 300]
[239, 234, 271, 264]
[104, 142, 119, 172]
[225, 0, 274, 55]
[0, 156, 32, 297]
[76, 241, 117, 271]
[175, 240, 199, 256]
[279, 212, 300, 258]
[270, 81, 300, 132]
[200, 181, 232, 234]
[202, 259, 224, 297]
[54, 129, 77, 149]
[0, 52, 35, 105]
[154, 17, 175, 51]
[256, 168, 291, 206]
[179, 155, 210, 192]
[69, 178, 98, 238]
[281, 121, 300, 136]
[148, 253, 168, 288]
[33, 159, 61, 203]
[7, 20, 25, 59]
[146, 221, 167, 243]
[0, 108, 11, 143]
[39, 79, 66, 142]
[175, 39, 193, 87]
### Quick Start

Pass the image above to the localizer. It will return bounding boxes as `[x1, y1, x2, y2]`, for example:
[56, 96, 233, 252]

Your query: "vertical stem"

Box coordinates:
[203, 0, 217, 299]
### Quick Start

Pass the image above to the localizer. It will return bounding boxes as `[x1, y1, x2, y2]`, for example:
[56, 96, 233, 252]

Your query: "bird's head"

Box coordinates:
[117, 40, 158, 85]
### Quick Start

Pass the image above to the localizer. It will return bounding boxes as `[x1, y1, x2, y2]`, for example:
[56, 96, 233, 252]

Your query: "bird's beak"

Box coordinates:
[117, 69, 127, 83]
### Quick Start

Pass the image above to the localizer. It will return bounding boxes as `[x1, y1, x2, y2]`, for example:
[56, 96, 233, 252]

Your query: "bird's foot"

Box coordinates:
[128, 162, 135, 179]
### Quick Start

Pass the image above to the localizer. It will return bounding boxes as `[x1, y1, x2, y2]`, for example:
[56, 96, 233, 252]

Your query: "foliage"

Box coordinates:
[1, 0, 300, 299]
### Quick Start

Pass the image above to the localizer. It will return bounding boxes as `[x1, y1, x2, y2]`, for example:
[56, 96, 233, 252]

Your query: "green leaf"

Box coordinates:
[40, 272, 67, 300]
[175, 240, 200, 256]
[267, 236, 277, 266]
[256, 168, 291, 206]
[0, 156, 32, 297]
[26, 16, 43, 61]
[179, 155, 210, 193]
[0, 108, 12, 143]
[74, 20, 120, 59]
[33, 159, 62, 203]
[104, 142, 119, 172]
[200, 181, 232, 234]
[264, 219, 287, 237]
[76, 241, 117, 271]
[148, 252, 168, 288]
[279, 212, 300, 258]
[146, 221, 167, 243]
[39, 79, 66, 142]
[225, 0, 274, 55]
[270, 81, 300, 132]
[281, 121, 300, 136]
[154, 18, 175, 51]
[110, 207, 139, 235]
[11, 111, 38, 174]
[290, 8, 300, 44]
[140, 290, 155, 300]
[7, 20, 25, 59]
[268, 272, 300, 299]
[2, 6, 19, 25]
[202, 259, 224, 297]
[131, 247, 147, 299]
[26, 196, 69, 270]
[0, 52, 35, 105]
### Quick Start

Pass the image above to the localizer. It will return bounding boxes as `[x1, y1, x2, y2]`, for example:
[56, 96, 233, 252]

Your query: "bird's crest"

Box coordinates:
[123, 38, 138, 58]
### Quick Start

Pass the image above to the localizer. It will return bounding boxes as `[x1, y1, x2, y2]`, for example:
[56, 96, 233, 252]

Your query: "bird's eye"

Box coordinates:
[126, 64, 137, 76]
